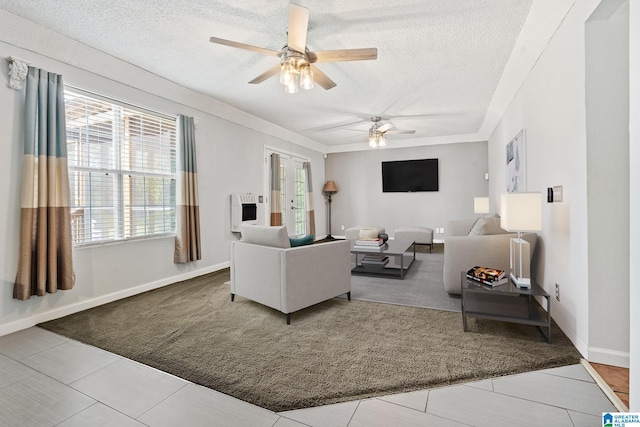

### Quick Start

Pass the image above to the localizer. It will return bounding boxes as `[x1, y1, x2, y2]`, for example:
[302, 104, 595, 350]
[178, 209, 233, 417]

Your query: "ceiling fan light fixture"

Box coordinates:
[285, 71, 300, 93]
[280, 62, 293, 85]
[300, 65, 314, 90]
[279, 51, 313, 93]
[209, 4, 377, 92]
[367, 122, 387, 148]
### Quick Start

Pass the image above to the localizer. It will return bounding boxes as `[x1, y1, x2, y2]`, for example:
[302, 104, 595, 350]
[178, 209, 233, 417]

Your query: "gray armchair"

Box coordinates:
[230, 225, 352, 324]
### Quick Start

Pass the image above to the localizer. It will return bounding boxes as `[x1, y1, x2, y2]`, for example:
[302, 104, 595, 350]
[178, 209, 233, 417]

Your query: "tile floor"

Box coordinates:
[0, 327, 618, 427]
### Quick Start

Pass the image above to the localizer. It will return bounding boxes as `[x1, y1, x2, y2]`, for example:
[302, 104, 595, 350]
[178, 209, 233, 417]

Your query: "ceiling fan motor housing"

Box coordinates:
[280, 47, 309, 68]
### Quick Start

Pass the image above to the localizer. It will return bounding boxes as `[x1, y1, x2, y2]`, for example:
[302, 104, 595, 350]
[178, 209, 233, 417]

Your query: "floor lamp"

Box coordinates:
[323, 181, 338, 240]
[499, 192, 542, 289]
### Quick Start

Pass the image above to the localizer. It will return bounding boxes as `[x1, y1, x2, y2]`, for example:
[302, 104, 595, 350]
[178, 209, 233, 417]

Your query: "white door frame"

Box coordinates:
[264, 146, 310, 236]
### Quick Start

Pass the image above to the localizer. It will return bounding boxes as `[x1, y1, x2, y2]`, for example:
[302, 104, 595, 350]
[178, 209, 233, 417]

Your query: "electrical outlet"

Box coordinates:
[555, 283, 560, 301]
[341, 225, 345, 231]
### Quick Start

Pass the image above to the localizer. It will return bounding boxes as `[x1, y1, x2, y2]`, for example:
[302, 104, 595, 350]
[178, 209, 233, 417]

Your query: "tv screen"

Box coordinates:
[382, 159, 439, 192]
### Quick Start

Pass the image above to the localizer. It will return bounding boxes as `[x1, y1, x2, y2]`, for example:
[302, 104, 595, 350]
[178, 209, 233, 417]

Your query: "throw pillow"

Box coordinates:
[241, 225, 291, 248]
[289, 234, 315, 247]
[468, 216, 507, 236]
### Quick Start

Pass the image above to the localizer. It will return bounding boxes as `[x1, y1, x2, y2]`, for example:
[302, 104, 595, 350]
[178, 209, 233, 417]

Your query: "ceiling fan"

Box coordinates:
[209, 3, 378, 93]
[367, 116, 416, 147]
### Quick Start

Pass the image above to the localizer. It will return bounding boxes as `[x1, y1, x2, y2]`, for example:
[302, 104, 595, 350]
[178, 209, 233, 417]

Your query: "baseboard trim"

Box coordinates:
[581, 359, 628, 412]
[0, 262, 230, 338]
[588, 346, 630, 368]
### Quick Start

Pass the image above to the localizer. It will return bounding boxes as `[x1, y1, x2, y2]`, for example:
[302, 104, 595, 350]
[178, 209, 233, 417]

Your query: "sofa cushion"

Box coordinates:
[468, 216, 507, 236]
[241, 225, 291, 248]
[289, 234, 314, 247]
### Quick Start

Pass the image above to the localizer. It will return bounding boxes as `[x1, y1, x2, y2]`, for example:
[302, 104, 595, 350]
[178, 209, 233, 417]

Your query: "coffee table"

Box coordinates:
[460, 271, 551, 342]
[350, 239, 415, 279]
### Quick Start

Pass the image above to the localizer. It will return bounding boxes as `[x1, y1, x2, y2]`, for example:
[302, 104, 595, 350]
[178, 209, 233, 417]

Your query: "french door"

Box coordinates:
[266, 149, 308, 236]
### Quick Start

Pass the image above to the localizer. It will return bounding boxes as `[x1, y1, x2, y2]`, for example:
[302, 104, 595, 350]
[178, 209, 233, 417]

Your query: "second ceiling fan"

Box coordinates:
[209, 3, 378, 93]
[367, 116, 416, 147]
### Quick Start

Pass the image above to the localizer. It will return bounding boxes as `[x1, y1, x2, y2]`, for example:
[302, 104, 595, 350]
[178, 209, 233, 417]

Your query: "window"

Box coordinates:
[65, 90, 177, 245]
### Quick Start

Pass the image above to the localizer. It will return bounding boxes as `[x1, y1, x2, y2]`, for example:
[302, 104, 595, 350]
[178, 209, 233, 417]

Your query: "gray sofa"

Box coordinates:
[230, 225, 351, 324]
[443, 217, 537, 295]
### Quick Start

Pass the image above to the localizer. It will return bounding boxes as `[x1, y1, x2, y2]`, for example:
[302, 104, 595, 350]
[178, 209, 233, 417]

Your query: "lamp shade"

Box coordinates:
[323, 181, 338, 193]
[474, 197, 490, 214]
[499, 192, 542, 232]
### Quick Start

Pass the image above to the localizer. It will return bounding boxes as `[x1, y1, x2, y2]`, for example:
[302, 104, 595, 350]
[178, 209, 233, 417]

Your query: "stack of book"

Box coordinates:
[361, 254, 389, 269]
[353, 237, 386, 252]
[466, 266, 508, 287]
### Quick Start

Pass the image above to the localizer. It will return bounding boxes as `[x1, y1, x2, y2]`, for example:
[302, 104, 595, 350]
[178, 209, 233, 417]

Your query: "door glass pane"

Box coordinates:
[280, 164, 286, 225]
[268, 153, 308, 235]
[293, 166, 306, 236]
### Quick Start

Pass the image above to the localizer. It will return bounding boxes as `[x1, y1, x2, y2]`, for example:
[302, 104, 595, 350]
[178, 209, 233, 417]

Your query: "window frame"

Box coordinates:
[65, 87, 178, 247]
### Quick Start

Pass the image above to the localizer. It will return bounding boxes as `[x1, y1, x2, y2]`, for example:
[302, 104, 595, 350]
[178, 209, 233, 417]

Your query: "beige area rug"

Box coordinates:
[39, 269, 581, 412]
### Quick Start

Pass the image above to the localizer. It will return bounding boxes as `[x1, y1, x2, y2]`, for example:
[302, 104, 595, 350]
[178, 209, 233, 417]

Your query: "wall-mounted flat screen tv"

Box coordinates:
[382, 158, 439, 192]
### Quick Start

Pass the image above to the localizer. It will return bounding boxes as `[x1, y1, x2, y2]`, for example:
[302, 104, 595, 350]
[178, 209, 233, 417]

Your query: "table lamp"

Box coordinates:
[474, 197, 490, 216]
[323, 181, 338, 239]
[499, 192, 542, 289]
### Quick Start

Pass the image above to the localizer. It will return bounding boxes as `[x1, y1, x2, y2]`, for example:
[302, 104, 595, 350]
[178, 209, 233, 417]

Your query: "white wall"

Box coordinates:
[324, 142, 488, 240]
[488, 0, 594, 358]
[0, 13, 327, 335]
[488, 0, 632, 366]
[628, 0, 640, 411]
[585, 0, 630, 366]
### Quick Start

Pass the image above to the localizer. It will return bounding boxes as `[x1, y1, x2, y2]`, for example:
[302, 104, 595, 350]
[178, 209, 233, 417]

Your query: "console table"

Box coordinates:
[350, 240, 415, 279]
[460, 271, 551, 342]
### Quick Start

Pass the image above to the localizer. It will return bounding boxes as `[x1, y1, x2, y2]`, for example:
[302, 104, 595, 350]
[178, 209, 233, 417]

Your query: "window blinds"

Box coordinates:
[65, 90, 177, 244]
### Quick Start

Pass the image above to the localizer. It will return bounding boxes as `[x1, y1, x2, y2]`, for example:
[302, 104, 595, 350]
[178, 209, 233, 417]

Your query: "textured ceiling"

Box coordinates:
[0, 0, 575, 152]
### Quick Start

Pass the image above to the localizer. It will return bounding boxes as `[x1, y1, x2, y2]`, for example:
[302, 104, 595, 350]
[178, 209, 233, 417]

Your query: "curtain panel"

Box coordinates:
[14, 67, 74, 300]
[269, 153, 282, 226]
[303, 162, 316, 237]
[174, 114, 202, 263]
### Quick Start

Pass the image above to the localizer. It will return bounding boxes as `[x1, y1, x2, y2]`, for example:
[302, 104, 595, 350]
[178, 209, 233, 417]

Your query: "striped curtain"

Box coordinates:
[303, 162, 316, 237]
[269, 153, 282, 226]
[14, 67, 74, 300]
[174, 114, 201, 263]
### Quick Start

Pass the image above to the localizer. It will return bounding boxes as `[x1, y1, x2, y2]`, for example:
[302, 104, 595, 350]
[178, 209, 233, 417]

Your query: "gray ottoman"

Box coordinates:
[394, 226, 433, 252]
[345, 225, 386, 240]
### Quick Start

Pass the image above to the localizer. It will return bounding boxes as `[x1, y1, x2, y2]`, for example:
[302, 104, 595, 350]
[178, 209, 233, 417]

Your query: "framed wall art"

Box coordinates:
[506, 129, 526, 192]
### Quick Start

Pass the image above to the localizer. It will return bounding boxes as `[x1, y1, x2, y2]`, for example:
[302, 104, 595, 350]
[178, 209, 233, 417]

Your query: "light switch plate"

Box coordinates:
[552, 186, 563, 203]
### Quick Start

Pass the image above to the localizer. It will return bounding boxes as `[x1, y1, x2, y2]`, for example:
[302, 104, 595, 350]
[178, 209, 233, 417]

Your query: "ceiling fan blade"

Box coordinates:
[209, 37, 280, 57]
[307, 48, 378, 63]
[377, 123, 394, 133]
[248, 64, 281, 84]
[386, 130, 416, 135]
[310, 65, 336, 90]
[287, 4, 309, 53]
